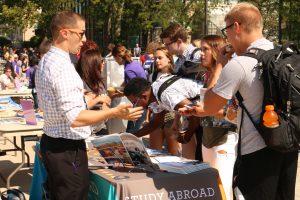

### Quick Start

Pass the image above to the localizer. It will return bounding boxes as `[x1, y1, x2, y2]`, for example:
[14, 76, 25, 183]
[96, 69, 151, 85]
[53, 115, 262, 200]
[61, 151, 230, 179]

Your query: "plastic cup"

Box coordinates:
[199, 88, 207, 105]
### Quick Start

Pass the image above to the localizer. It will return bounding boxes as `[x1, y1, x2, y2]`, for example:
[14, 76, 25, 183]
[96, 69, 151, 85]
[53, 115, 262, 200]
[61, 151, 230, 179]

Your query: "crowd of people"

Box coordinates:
[0, 2, 298, 200]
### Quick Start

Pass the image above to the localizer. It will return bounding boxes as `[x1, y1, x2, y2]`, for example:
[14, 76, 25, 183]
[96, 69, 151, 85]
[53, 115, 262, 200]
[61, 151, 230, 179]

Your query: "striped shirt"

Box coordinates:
[35, 46, 91, 140]
[175, 44, 201, 73]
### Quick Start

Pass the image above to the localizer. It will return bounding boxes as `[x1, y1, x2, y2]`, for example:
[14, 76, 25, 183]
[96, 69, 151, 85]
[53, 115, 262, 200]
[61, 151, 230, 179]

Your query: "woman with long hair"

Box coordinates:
[77, 47, 111, 135]
[200, 35, 238, 200]
[112, 44, 147, 133]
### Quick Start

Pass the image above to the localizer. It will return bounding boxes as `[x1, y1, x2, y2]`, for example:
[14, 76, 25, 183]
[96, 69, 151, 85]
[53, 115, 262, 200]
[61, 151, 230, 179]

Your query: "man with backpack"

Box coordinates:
[160, 23, 203, 160]
[160, 23, 202, 79]
[194, 2, 298, 199]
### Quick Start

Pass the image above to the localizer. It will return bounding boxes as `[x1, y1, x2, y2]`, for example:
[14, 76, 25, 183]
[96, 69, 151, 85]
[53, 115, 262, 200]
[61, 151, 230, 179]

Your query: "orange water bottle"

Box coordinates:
[263, 105, 279, 128]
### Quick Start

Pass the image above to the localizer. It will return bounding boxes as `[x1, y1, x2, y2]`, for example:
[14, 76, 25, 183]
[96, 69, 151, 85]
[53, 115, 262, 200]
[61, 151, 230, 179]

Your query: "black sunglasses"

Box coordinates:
[221, 23, 235, 38]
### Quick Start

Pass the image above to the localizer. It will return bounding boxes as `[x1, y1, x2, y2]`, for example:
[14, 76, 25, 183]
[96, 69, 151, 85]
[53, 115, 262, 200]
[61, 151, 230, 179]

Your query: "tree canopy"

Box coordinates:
[0, 0, 299, 47]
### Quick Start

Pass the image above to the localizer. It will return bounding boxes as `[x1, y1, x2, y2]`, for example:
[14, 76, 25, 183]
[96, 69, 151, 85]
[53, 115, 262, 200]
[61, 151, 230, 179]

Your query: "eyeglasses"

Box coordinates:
[221, 23, 236, 38]
[66, 29, 86, 39]
[163, 39, 176, 47]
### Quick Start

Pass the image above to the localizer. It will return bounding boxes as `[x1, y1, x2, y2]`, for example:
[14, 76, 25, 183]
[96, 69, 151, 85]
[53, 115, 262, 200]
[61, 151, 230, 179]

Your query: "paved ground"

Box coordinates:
[0, 136, 300, 199]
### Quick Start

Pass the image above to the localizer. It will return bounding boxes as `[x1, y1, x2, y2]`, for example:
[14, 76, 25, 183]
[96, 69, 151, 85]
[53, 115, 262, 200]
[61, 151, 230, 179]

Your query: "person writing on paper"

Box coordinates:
[0, 66, 15, 90]
[35, 11, 143, 200]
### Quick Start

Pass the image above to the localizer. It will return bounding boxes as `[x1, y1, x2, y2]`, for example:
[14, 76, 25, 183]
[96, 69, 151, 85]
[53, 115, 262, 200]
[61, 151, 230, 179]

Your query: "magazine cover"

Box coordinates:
[120, 133, 152, 166]
[90, 133, 153, 167]
[90, 134, 134, 165]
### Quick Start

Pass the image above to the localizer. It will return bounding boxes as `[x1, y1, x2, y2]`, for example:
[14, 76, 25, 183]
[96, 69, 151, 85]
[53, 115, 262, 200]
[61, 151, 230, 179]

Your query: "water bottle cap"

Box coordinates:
[265, 105, 274, 111]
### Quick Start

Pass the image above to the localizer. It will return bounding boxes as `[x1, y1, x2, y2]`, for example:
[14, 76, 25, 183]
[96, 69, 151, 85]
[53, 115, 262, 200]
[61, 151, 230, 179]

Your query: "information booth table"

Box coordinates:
[30, 147, 225, 200]
[0, 89, 32, 98]
[88, 167, 224, 200]
[0, 120, 43, 188]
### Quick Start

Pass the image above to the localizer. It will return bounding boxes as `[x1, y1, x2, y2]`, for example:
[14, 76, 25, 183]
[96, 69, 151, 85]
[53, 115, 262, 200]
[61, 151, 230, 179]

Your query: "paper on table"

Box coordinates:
[20, 99, 37, 125]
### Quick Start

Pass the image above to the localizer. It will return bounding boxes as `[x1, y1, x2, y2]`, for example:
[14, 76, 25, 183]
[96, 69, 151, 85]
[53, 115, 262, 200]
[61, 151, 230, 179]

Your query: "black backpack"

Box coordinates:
[236, 43, 300, 152]
[177, 48, 205, 80]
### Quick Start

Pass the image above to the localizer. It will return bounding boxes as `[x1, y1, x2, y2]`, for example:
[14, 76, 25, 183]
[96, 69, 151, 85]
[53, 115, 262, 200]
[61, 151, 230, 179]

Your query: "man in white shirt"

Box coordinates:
[191, 3, 298, 199]
[0, 66, 15, 90]
[35, 11, 143, 200]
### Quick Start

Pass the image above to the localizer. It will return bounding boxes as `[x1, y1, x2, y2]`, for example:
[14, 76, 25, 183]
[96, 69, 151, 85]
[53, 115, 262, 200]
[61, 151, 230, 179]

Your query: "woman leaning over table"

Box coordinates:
[77, 46, 111, 135]
[112, 44, 147, 134]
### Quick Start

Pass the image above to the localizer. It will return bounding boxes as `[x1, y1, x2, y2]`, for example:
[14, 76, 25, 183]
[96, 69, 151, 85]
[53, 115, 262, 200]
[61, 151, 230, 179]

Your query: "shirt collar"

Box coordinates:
[182, 44, 195, 59]
[49, 46, 72, 62]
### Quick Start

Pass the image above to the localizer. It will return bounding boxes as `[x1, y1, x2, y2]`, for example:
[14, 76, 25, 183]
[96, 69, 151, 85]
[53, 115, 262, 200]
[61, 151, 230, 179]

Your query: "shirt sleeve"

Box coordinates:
[212, 58, 246, 100]
[125, 69, 137, 81]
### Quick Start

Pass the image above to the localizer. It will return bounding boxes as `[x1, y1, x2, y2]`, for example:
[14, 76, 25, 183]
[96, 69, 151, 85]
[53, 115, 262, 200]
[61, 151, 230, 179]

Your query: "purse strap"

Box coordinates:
[157, 75, 180, 102]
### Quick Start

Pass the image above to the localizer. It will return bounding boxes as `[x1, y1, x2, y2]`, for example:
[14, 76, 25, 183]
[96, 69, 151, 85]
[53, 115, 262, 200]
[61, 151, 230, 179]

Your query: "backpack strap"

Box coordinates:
[189, 47, 201, 60]
[232, 91, 257, 194]
[151, 70, 159, 83]
[236, 91, 262, 132]
[243, 48, 266, 58]
[157, 76, 180, 102]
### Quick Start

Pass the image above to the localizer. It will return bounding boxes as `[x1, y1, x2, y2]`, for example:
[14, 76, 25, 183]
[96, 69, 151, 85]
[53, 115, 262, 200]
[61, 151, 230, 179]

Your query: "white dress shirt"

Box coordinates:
[35, 46, 91, 140]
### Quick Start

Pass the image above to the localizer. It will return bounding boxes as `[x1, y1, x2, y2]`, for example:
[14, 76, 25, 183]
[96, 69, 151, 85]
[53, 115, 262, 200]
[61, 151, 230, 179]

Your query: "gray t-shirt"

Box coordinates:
[212, 38, 274, 155]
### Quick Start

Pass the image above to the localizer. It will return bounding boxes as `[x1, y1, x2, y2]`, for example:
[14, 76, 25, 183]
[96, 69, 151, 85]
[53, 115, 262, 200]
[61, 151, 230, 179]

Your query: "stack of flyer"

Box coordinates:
[150, 155, 210, 174]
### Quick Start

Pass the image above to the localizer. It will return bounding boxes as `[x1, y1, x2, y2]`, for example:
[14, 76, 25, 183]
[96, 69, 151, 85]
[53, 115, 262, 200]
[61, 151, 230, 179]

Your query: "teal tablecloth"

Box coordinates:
[88, 171, 117, 200]
[30, 143, 118, 200]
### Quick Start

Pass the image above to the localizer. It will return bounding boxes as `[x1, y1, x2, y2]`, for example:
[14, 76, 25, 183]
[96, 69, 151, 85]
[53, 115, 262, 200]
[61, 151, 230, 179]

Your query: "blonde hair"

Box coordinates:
[225, 2, 263, 33]
[201, 35, 225, 67]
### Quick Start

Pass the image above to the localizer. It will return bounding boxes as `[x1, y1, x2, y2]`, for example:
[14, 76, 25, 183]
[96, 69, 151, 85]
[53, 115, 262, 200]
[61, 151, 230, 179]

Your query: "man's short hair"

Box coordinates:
[50, 11, 85, 39]
[225, 2, 263, 33]
[124, 78, 151, 97]
[160, 23, 188, 42]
